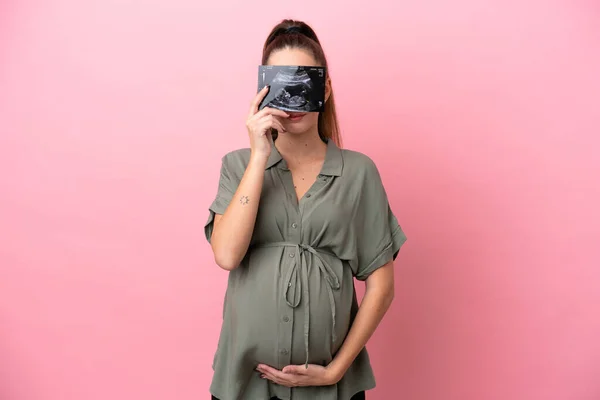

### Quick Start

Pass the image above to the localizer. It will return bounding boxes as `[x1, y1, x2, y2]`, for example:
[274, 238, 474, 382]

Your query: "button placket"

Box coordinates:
[278, 208, 300, 372]
[278, 308, 293, 365]
[298, 175, 327, 213]
[277, 303, 293, 368]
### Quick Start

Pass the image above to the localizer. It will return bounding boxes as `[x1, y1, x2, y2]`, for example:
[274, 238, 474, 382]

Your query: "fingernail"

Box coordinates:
[260, 374, 266, 379]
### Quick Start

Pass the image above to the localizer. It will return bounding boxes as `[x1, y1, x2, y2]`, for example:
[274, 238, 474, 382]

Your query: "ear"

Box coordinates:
[324, 76, 332, 102]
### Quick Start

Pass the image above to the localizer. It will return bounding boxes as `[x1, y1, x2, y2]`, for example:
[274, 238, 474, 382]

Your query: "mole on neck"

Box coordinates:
[275, 131, 327, 165]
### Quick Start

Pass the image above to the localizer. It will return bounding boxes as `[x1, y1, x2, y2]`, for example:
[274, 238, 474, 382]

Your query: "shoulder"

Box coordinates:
[340, 148, 390, 203]
[340, 148, 382, 180]
[220, 148, 252, 176]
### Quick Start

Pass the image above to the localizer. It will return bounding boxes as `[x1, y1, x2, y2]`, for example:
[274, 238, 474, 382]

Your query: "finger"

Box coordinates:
[254, 106, 290, 119]
[282, 365, 306, 375]
[269, 119, 286, 133]
[270, 367, 297, 384]
[258, 364, 291, 382]
[248, 86, 270, 118]
[258, 115, 285, 133]
[273, 375, 297, 387]
[257, 364, 280, 375]
[246, 108, 288, 131]
[262, 371, 292, 387]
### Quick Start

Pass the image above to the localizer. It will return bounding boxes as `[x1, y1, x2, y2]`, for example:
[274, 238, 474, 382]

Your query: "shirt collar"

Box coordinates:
[265, 139, 343, 176]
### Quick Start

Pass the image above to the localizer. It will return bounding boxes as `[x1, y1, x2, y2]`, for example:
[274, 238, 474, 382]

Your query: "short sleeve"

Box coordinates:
[352, 158, 407, 281]
[204, 154, 237, 243]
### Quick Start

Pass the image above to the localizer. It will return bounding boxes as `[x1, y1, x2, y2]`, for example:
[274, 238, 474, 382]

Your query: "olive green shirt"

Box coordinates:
[204, 139, 407, 400]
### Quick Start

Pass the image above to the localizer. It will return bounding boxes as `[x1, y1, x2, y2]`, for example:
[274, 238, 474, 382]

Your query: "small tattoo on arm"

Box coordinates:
[240, 196, 249, 205]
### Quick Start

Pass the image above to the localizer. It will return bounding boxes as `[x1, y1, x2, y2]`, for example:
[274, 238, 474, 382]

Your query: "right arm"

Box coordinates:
[209, 86, 288, 270]
[210, 155, 267, 270]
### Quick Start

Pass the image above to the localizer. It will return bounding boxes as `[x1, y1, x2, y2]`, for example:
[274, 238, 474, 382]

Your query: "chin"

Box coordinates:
[283, 113, 319, 135]
[284, 125, 311, 135]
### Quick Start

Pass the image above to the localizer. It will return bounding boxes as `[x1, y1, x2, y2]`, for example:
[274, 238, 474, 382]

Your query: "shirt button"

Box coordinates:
[280, 349, 289, 355]
[306, 193, 311, 198]
[291, 223, 297, 229]
[289, 253, 295, 258]
[283, 316, 289, 322]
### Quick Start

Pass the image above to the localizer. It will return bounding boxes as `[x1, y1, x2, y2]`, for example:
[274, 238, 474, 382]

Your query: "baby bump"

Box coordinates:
[225, 248, 356, 367]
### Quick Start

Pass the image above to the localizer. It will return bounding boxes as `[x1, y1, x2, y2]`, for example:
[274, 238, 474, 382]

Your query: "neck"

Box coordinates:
[275, 129, 327, 164]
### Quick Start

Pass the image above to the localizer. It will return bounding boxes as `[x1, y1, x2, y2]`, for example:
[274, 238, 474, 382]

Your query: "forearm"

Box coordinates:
[210, 155, 267, 270]
[327, 262, 395, 382]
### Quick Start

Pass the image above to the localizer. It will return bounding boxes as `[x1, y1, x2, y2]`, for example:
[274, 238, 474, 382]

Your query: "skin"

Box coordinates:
[209, 47, 395, 388]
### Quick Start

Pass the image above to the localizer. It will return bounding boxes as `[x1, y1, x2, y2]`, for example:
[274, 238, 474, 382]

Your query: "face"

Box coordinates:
[267, 47, 331, 135]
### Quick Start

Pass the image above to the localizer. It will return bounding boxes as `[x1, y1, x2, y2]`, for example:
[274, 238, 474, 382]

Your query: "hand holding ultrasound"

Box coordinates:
[245, 87, 289, 160]
[257, 65, 326, 112]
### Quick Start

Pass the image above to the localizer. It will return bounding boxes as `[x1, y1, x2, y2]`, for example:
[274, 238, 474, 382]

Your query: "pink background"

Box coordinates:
[1, 1, 599, 399]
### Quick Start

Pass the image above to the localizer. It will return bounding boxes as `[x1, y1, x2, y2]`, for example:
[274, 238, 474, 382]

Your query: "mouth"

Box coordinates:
[288, 112, 307, 122]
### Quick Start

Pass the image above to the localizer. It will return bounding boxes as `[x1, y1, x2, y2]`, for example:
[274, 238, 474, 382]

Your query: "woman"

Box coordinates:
[204, 19, 407, 400]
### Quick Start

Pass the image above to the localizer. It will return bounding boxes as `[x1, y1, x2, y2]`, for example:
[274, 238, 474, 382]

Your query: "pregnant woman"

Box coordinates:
[204, 19, 407, 400]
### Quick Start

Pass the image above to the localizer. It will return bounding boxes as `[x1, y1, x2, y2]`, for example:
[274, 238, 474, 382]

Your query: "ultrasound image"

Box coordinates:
[257, 65, 326, 112]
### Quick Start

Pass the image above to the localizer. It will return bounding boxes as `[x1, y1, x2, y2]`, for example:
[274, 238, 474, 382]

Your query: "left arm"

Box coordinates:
[326, 261, 395, 382]
[257, 261, 395, 386]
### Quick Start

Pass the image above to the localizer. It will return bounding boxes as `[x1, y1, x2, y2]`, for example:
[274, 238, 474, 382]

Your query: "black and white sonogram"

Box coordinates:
[257, 65, 326, 112]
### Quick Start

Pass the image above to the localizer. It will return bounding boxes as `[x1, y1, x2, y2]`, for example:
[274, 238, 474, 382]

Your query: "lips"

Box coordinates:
[288, 112, 307, 122]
